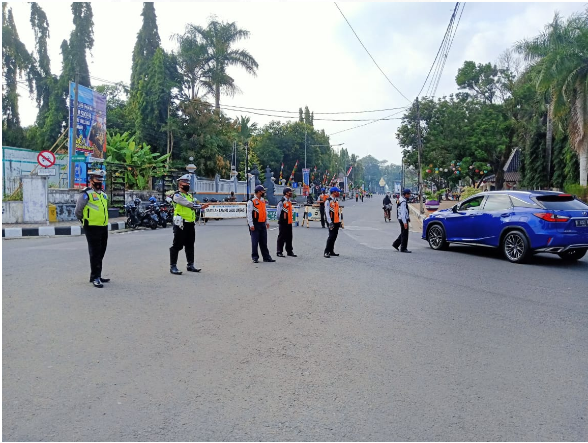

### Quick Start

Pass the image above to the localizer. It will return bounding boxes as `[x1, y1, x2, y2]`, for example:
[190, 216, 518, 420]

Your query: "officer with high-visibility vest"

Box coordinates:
[247, 185, 275, 264]
[324, 186, 343, 258]
[276, 186, 297, 258]
[170, 174, 201, 275]
[318, 188, 328, 228]
[75, 169, 110, 288]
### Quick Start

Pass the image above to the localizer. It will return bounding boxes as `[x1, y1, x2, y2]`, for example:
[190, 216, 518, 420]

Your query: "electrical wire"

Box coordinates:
[334, 2, 411, 103]
[433, 3, 465, 98]
[327, 108, 409, 136]
[221, 105, 406, 121]
[218, 103, 409, 115]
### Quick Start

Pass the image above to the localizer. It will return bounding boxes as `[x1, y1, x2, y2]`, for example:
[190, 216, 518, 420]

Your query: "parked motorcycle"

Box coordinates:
[125, 198, 158, 230]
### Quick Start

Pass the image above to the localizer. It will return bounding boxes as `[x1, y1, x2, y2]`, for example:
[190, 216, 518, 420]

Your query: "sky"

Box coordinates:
[7, 1, 587, 166]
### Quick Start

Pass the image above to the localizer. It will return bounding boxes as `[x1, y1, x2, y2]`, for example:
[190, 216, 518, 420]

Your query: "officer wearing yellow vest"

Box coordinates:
[276, 186, 297, 258]
[170, 174, 201, 275]
[247, 185, 275, 264]
[75, 169, 110, 288]
[324, 186, 343, 258]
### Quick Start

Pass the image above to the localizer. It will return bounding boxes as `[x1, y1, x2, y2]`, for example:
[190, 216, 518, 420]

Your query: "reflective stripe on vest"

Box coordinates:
[252, 198, 267, 223]
[83, 190, 109, 226]
[328, 198, 340, 223]
[173, 192, 196, 222]
[281, 200, 293, 224]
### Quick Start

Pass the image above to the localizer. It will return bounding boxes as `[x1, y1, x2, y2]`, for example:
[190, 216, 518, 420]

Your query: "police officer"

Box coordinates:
[392, 188, 412, 253]
[75, 169, 110, 288]
[247, 185, 275, 264]
[324, 186, 342, 258]
[170, 174, 201, 275]
[276, 186, 297, 258]
[318, 188, 328, 228]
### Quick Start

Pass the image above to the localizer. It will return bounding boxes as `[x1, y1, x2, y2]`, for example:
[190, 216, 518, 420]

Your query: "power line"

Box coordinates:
[221, 105, 406, 122]
[327, 108, 408, 136]
[334, 2, 411, 103]
[220, 103, 409, 115]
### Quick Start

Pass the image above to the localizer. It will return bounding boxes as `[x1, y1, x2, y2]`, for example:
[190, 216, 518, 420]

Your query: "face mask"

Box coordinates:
[92, 181, 102, 190]
[180, 184, 190, 192]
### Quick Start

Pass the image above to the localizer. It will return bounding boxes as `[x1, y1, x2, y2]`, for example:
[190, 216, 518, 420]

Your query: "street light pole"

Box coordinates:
[416, 98, 424, 214]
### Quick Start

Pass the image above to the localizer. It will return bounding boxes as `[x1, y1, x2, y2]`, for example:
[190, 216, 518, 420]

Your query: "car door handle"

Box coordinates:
[501, 213, 511, 217]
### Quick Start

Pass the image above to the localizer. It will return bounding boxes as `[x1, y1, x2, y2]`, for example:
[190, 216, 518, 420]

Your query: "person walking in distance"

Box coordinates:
[247, 185, 275, 264]
[392, 188, 412, 253]
[276, 187, 297, 258]
[324, 186, 343, 258]
[318, 188, 328, 228]
[75, 169, 110, 288]
[169, 174, 201, 275]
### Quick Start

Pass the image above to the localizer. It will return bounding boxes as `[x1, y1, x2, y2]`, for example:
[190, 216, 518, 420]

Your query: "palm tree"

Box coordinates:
[172, 25, 211, 101]
[515, 10, 588, 186]
[191, 19, 259, 112]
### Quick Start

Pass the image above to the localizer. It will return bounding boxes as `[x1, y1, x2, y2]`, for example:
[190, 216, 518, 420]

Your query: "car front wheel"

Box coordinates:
[558, 248, 587, 261]
[427, 224, 448, 250]
[502, 230, 530, 263]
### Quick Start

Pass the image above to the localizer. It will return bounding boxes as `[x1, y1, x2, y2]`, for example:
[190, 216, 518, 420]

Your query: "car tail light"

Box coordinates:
[533, 213, 570, 222]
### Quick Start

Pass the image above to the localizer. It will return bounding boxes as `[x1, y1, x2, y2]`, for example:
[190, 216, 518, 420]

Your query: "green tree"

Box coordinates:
[173, 24, 212, 101]
[455, 61, 500, 104]
[61, 2, 94, 87]
[130, 2, 160, 93]
[516, 10, 588, 186]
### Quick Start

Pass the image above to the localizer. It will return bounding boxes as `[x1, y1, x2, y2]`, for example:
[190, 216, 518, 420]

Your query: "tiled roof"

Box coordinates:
[504, 148, 521, 173]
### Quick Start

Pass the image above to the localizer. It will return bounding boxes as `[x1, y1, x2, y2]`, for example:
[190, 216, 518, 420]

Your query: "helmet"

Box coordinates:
[386, 191, 391, 196]
[283, 187, 292, 195]
[149, 196, 157, 203]
[134, 198, 141, 205]
[88, 169, 105, 180]
[402, 188, 412, 195]
[321, 188, 326, 192]
[254, 185, 265, 193]
[330, 186, 341, 194]
[178, 174, 191, 182]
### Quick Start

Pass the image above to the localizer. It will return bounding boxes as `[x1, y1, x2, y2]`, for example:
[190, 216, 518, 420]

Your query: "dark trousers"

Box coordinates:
[325, 222, 341, 254]
[277, 222, 293, 254]
[250, 222, 271, 260]
[84, 225, 108, 280]
[392, 220, 409, 251]
[171, 222, 196, 263]
[319, 205, 326, 227]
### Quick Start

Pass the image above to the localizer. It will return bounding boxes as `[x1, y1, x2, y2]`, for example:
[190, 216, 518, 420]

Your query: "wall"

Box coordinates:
[2, 201, 24, 223]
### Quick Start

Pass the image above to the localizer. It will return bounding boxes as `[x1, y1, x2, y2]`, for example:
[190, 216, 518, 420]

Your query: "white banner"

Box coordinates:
[202, 204, 247, 219]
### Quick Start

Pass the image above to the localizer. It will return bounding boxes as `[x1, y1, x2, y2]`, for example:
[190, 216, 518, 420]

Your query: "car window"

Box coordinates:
[534, 195, 588, 210]
[510, 196, 538, 208]
[459, 196, 485, 211]
[483, 194, 512, 211]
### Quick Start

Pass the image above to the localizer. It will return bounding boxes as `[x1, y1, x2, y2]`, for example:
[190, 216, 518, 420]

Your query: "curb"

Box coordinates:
[408, 205, 425, 232]
[2, 221, 127, 238]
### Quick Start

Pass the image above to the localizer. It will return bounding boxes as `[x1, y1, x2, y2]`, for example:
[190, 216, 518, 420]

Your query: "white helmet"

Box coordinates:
[386, 191, 391, 196]
[178, 174, 191, 181]
[88, 169, 106, 179]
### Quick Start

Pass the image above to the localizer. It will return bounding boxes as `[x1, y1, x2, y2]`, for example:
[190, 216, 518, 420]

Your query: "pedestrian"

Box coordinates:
[355, 192, 359, 202]
[324, 186, 343, 258]
[247, 185, 275, 264]
[392, 188, 412, 253]
[227, 191, 237, 202]
[169, 174, 201, 275]
[75, 169, 110, 288]
[318, 188, 328, 228]
[276, 187, 297, 258]
[360, 192, 364, 202]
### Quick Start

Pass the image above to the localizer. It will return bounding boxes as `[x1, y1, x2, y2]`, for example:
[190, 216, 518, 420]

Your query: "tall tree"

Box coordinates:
[191, 18, 258, 111]
[172, 24, 211, 101]
[62, 2, 94, 87]
[130, 2, 161, 93]
[516, 10, 588, 186]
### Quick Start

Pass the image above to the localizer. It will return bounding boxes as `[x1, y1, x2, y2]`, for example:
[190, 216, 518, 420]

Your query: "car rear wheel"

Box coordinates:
[427, 224, 448, 250]
[502, 230, 530, 263]
[558, 248, 587, 261]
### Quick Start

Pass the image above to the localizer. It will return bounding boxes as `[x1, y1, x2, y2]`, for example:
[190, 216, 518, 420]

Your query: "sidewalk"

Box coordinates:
[408, 200, 455, 232]
[2, 216, 128, 238]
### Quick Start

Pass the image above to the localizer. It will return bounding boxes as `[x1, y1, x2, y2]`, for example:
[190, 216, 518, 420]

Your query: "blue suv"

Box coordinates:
[422, 191, 588, 263]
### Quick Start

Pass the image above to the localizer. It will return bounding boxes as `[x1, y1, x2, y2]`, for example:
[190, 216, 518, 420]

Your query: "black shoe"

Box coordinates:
[264, 258, 276, 262]
[187, 264, 201, 272]
[287, 253, 297, 257]
[400, 249, 412, 253]
[99, 277, 110, 283]
[170, 265, 183, 275]
[330, 252, 339, 256]
[92, 278, 103, 288]
[252, 259, 259, 263]
[392, 244, 399, 251]
[276, 253, 285, 257]
[324, 252, 330, 258]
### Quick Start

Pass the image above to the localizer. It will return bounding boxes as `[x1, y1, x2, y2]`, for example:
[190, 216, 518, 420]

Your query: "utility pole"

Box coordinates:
[245, 141, 249, 201]
[69, 72, 79, 189]
[416, 97, 424, 214]
[304, 128, 307, 169]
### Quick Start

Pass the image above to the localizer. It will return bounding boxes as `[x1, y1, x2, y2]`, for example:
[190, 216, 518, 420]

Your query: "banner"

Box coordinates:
[346, 166, 353, 177]
[279, 163, 283, 181]
[302, 168, 310, 196]
[202, 203, 247, 219]
[287, 160, 299, 186]
[69, 82, 107, 188]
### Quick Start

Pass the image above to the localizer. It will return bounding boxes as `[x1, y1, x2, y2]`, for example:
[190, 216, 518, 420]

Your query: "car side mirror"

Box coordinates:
[452, 205, 458, 213]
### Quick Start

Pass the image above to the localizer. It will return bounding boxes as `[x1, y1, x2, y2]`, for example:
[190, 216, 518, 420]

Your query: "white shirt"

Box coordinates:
[276, 196, 290, 217]
[247, 197, 267, 227]
[324, 194, 338, 224]
[397, 195, 410, 223]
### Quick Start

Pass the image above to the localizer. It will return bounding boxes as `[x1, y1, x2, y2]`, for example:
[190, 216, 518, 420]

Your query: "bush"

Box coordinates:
[564, 184, 588, 202]
[460, 186, 482, 200]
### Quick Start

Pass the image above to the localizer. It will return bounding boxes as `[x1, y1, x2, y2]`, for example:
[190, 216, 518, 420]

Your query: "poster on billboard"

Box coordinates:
[69, 82, 107, 188]
[302, 168, 310, 196]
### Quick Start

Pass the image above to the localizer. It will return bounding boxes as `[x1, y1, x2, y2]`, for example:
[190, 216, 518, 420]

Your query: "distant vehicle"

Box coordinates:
[422, 190, 588, 263]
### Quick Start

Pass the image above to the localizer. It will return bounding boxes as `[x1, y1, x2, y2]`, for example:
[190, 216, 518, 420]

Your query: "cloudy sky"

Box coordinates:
[7, 1, 586, 165]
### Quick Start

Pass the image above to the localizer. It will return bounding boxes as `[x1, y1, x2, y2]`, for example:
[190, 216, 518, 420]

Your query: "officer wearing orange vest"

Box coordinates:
[324, 186, 343, 258]
[318, 188, 328, 228]
[247, 185, 276, 264]
[276, 186, 297, 258]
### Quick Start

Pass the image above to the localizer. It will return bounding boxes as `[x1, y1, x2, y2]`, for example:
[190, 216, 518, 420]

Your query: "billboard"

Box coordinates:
[69, 82, 107, 188]
[302, 168, 310, 196]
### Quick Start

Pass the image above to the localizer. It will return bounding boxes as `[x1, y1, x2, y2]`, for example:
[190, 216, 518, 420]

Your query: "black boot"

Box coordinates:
[170, 248, 182, 275]
[187, 263, 201, 272]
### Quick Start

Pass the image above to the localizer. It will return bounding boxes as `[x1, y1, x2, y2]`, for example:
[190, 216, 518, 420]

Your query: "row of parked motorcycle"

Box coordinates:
[124, 196, 174, 230]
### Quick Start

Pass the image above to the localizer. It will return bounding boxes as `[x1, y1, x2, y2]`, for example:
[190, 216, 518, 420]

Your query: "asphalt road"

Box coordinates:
[3, 197, 587, 441]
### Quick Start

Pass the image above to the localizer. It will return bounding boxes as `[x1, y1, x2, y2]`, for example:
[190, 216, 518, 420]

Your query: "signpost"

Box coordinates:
[37, 150, 56, 168]
[38, 168, 56, 176]
[71, 154, 87, 163]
